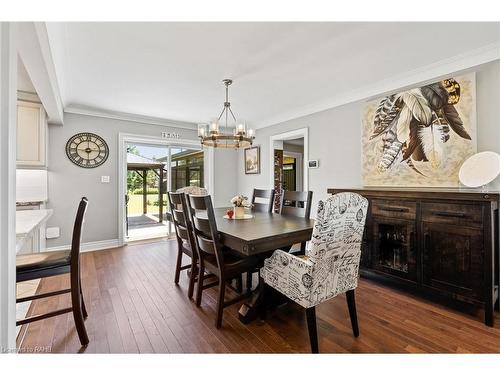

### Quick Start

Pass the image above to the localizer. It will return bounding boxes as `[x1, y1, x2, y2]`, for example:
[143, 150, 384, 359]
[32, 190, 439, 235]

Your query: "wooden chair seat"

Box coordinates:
[17, 250, 71, 278]
[202, 251, 258, 280]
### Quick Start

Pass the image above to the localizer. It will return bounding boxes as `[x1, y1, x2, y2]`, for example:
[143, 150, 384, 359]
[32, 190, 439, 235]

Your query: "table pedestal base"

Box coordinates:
[238, 282, 288, 324]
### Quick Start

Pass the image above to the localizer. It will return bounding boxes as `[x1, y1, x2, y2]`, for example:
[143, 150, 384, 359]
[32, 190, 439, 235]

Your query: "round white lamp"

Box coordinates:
[459, 151, 500, 191]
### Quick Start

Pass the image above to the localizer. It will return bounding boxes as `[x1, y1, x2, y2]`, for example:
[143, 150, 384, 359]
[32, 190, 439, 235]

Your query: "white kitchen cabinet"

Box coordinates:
[16, 100, 47, 167]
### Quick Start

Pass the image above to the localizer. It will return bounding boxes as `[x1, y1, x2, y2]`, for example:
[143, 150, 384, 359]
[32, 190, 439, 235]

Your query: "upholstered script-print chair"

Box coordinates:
[176, 186, 208, 196]
[261, 192, 369, 353]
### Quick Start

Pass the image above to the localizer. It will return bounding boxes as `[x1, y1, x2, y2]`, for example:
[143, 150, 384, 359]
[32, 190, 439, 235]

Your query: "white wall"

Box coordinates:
[237, 60, 500, 214]
[46, 112, 237, 248]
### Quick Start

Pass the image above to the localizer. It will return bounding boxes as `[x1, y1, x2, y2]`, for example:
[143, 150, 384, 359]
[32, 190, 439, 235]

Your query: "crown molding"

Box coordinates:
[64, 104, 198, 130]
[254, 42, 500, 129]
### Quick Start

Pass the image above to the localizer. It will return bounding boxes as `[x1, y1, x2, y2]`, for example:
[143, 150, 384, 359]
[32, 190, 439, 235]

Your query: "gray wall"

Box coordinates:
[47, 60, 500, 247]
[213, 148, 238, 208]
[46, 112, 236, 247]
[237, 60, 500, 215]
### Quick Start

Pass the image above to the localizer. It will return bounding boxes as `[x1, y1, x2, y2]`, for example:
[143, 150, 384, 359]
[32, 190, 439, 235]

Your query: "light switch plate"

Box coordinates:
[101, 176, 110, 183]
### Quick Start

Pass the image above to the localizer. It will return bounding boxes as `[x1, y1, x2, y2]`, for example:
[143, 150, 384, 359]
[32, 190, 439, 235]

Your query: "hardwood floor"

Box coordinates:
[17, 238, 500, 353]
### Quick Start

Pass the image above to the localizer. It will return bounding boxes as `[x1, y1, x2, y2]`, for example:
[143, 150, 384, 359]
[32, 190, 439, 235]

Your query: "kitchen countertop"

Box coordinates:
[16, 209, 53, 253]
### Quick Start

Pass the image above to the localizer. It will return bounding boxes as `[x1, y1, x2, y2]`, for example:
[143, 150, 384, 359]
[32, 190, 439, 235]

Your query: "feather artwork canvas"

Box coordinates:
[362, 73, 477, 187]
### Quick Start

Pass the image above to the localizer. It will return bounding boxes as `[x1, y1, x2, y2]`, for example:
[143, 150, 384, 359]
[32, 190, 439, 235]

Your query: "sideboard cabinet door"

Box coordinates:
[372, 216, 418, 282]
[422, 223, 483, 301]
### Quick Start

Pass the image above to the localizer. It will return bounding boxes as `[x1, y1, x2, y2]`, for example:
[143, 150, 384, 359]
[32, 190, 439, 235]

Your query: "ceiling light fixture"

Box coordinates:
[198, 79, 255, 148]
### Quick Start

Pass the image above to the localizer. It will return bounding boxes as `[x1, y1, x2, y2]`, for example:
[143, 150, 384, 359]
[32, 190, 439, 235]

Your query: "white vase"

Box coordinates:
[234, 206, 245, 219]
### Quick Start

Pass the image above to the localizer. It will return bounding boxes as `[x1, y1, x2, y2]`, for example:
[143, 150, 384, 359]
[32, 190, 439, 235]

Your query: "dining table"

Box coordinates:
[213, 207, 315, 323]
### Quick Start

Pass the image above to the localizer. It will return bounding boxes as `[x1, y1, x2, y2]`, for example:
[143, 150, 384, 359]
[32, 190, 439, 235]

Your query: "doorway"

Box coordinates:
[118, 134, 208, 244]
[125, 142, 170, 241]
[269, 128, 308, 212]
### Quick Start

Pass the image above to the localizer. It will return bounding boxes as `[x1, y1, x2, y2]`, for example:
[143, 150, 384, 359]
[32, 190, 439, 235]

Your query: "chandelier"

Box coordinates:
[198, 79, 255, 148]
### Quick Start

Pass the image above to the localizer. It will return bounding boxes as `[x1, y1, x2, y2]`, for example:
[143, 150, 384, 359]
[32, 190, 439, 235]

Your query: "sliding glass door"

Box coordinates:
[124, 141, 204, 242]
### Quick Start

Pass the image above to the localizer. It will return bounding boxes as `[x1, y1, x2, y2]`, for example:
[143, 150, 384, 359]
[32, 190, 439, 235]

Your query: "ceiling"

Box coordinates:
[46, 22, 500, 128]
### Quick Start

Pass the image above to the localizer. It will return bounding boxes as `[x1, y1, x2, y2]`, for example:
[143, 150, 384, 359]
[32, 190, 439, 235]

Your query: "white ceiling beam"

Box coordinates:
[16, 22, 64, 125]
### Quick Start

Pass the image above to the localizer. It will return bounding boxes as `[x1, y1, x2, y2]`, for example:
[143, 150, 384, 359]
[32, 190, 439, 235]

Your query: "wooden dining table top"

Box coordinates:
[213, 208, 315, 256]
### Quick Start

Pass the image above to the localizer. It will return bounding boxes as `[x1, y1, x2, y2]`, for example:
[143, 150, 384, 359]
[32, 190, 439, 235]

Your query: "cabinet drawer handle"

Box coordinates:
[432, 211, 467, 218]
[378, 206, 409, 213]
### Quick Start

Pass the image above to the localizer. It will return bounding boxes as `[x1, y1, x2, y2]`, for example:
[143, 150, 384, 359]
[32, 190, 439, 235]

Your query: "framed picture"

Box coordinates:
[361, 73, 477, 187]
[244, 146, 260, 174]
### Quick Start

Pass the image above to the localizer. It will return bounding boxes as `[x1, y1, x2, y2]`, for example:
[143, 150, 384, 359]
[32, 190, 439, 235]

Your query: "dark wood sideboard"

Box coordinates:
[328, 188, 499, 326]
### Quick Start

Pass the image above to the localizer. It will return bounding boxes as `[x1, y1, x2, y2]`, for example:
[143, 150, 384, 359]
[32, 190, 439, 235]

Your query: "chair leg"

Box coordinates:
[235, 275, 243, 293]
[195, 263, 205, 307]
[305, 307, 319, 353]
[299, 242, 307, 255]
[215, 280, 226, 329]
[346, 289, 359, 337]
[246, 271, 253, 292]
[71, 272, 89, 346]
[187, 261, 197, 299]
[80, 283, 88, 319]
[174, 248, 183, 284]
[258, 276, 266, 320]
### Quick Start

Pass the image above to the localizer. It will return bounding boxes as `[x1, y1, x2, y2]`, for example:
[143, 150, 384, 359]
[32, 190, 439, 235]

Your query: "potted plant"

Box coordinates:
[230, 195, 251, 219]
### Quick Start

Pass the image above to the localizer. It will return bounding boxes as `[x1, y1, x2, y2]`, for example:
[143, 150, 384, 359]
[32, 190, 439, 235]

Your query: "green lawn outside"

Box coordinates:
[127, 194, 169, 215]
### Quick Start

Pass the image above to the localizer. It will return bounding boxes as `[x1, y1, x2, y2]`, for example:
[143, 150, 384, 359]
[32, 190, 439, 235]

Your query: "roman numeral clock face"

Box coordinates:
[65, 132, 109, 168]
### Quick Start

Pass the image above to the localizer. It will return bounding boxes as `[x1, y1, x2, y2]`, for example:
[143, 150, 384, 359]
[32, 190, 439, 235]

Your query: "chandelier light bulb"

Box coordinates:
[210, 122, 219, 133]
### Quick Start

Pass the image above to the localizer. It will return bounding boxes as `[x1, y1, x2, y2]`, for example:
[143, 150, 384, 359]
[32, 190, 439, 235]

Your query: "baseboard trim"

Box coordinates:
[45, 239, 121, 253]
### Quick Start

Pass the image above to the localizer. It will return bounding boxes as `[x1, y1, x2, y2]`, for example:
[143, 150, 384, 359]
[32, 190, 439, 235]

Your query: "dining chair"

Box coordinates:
[280, 190, 313, 219]
[261, 192, 369, 353]
[187, 194, 258, 328]
[16, 197, 90, 346]
[279, 190, 313, 254]
[168, 191, 199, 299]
[176, 185, 208, 196]
[251, 188, 275, 213]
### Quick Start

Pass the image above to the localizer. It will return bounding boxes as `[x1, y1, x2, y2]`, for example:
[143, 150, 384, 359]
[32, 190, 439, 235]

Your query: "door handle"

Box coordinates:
[379, 206, 409, 213]
[432, 211, 466, 218]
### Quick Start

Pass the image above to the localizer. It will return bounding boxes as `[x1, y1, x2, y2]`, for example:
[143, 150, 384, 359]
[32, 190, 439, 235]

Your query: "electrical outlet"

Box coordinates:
[101, 176, 110, 183]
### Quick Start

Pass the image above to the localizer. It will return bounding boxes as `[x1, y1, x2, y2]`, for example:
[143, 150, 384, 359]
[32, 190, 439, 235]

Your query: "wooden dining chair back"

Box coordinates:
[168, 191, 198, 298]
[251, 188, 275, 213]
[280, 190, 313, 219]
[278, 190, 313, 254]
[187, 194, 258, 328]
[187, 194, 223, 266]
[16, 197, 89, 346]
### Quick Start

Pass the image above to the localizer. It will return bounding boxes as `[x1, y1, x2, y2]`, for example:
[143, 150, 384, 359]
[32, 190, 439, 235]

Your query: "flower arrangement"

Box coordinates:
[230, 195, 252, 208]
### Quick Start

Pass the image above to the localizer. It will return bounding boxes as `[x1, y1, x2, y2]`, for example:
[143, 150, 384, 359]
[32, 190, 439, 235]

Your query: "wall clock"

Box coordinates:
[65, 132, 109, 168]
